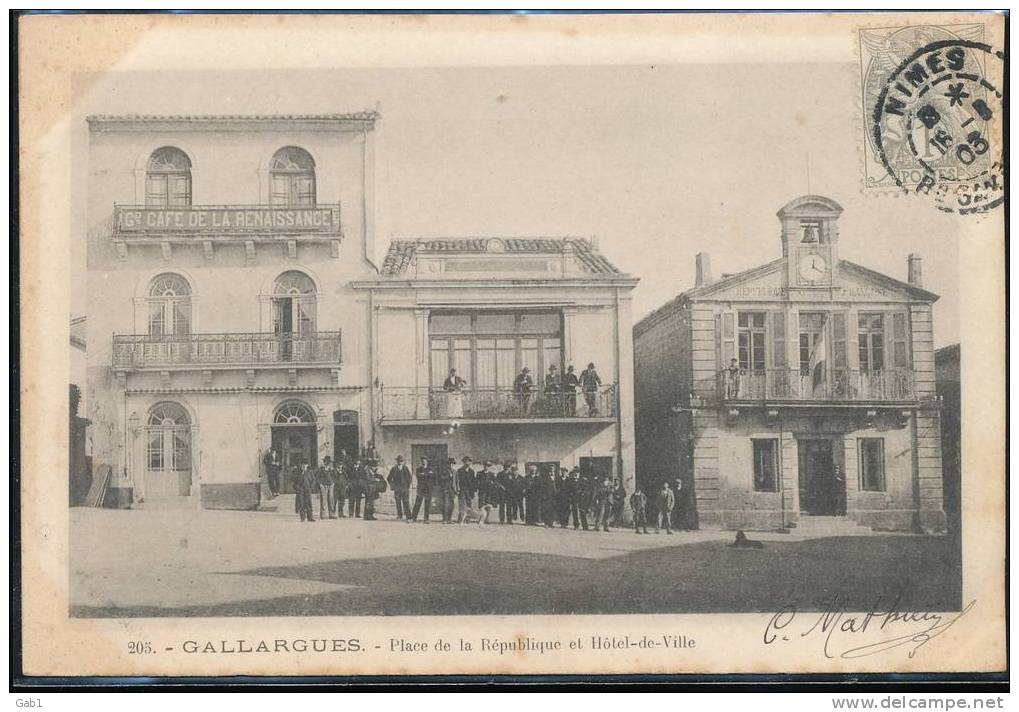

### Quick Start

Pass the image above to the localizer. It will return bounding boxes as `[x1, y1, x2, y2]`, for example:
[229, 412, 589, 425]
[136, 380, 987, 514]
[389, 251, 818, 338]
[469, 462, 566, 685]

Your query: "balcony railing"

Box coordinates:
[112, 204, 342, 238]
[112, 332, 342, 369]
[717, 368, 918, 403]
[381, 386, 617, 422]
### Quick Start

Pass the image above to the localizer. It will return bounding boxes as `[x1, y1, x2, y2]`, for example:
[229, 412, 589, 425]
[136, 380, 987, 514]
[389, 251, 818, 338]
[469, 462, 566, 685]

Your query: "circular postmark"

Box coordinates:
[872, 39, 1004, 214]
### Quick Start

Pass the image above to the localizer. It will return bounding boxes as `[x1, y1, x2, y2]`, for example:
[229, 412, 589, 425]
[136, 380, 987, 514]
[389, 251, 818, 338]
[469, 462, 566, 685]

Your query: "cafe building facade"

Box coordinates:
[633, 195, 946, 533]
[86, 113, 381, 508]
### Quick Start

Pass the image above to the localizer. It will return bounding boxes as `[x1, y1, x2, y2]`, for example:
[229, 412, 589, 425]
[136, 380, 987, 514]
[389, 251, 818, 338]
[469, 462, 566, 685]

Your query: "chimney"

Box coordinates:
[908, 254, 923, 287]
[695, 252, 713, 287]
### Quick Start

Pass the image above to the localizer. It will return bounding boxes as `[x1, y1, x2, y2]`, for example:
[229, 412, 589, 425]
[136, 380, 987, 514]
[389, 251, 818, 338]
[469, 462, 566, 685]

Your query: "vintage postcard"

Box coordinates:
[17, 11, 1006, 680]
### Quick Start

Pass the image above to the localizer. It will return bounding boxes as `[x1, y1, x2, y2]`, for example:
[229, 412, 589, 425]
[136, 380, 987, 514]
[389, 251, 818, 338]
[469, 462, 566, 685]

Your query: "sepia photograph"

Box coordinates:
[16, 10, 1006, 683]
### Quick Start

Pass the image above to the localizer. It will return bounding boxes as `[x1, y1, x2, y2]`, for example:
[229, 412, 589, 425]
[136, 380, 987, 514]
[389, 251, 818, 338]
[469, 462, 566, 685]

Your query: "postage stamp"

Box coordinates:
[859, 23, 1005, 213]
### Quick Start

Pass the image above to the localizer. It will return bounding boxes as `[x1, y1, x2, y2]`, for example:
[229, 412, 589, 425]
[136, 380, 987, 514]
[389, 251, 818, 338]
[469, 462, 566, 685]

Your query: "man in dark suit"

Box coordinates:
[455, 456, 476, 523]
[411, 457, 434, 523]
[580, 362, 603, 416]
[496, 462, 514, 524]
[263, 447, 282, 496]
[476, 460, 495, 507]
[347, 459, 364, 518]
[562, 365, 580, 416]
[387, 455, 413, 521]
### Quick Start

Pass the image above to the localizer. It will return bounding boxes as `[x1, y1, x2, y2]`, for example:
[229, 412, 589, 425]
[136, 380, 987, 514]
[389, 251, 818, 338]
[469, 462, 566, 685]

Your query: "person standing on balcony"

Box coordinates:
[477, 460, 495, 507]
[724, 358, 742, 399]
[387, 455, 412, 521]
[514, 367, 535, 415]
[411, 457, 434, 523]
[263, 447, 282, 497]
[443, 368, 467, 419]
[562, 365, 580, 416]
[655, 482, 675, 535]
[317, 456, 337, 520]
[455, 456, 476, 523]
[580, 362, 603, 416]
[544, 364, 561, 415]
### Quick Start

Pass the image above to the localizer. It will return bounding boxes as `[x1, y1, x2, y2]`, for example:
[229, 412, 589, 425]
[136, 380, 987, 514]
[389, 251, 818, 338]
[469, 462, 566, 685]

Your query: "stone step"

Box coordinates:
[793, 516, 874, 536]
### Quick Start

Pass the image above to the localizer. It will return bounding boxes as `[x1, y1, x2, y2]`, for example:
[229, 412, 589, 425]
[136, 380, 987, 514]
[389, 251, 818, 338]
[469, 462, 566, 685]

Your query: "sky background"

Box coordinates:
[74, 63, 964, 346]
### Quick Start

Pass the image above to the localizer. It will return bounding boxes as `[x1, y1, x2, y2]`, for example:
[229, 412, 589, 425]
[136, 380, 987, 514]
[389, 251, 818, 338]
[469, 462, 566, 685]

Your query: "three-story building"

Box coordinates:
[633, 195, 946, 533]
[86, 113, 380, 509]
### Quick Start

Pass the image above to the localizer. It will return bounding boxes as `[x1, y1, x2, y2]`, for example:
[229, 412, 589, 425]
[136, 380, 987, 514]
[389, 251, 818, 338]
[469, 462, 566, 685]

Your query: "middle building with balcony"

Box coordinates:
[353, 237, 638, 497]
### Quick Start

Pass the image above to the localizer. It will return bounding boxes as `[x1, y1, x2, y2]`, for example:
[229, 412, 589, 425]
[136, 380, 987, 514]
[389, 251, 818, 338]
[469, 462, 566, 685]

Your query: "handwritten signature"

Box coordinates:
[763, 595, 975, 659]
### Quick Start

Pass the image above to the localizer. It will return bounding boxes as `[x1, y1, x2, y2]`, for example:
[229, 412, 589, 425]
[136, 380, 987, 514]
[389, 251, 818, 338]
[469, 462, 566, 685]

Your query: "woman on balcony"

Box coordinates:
[442, 367, 467, 418]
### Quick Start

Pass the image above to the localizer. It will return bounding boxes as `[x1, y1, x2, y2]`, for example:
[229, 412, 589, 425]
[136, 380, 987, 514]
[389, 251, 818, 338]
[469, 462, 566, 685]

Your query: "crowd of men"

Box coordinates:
[264, 447, 684, 534]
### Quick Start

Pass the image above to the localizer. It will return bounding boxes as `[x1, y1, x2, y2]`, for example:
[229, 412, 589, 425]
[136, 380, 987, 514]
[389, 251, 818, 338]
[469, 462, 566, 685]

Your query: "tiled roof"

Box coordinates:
[380, 238, 622, 276]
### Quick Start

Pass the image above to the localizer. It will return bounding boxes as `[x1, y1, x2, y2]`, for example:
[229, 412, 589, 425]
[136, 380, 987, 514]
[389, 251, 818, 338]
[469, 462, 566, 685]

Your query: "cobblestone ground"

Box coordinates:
[70, 503, 961, 617]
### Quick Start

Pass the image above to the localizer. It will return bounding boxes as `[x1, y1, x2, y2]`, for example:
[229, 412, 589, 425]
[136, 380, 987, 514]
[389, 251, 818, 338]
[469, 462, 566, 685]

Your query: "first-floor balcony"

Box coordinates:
[112, 331, 342, 370]
[380, 385, 618, 424]
[717, 368, 921, 404]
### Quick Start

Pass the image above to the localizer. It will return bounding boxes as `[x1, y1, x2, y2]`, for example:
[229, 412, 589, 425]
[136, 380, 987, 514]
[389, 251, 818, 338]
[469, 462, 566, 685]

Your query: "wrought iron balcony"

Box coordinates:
[716, 368, 920, 403]
[112, 203, 342, 239]
[112, 331, 342, 369]
[380, 385, 618, 423]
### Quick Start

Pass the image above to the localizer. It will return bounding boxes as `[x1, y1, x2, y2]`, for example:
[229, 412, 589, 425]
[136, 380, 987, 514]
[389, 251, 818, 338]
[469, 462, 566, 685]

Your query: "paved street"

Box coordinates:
[70, 503, 961, 617]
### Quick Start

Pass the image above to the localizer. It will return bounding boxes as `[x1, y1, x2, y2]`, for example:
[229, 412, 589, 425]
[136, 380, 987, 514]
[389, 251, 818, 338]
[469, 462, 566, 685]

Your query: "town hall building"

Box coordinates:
[633, 195, 946, 534]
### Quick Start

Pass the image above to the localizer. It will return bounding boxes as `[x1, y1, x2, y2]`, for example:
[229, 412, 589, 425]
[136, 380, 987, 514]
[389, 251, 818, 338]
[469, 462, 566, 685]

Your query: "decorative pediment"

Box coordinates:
[837, 261, 939, 303]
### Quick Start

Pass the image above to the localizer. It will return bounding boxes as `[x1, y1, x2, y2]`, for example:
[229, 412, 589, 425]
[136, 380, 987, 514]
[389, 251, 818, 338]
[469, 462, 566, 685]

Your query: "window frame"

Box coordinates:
[858, 437, 886, 492]
[270, 147, 317, 207]
[858, 313, 886, 374]
[145, 147, 192, 208]
[428, 311, 563, 391]
[751, 438, 780, 492]
[737, 311, 767, 372]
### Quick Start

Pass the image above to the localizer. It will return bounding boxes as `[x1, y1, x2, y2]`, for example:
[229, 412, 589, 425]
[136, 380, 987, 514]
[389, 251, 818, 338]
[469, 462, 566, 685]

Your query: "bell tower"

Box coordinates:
[777, 195, 843, 290]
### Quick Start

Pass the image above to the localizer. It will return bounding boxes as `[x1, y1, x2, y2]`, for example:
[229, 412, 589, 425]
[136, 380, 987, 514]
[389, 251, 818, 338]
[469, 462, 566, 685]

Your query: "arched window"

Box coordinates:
[270, 147, 316, 207]
[146, 147, 192, 207]
[274, 400, 317, 424]
[272, 271, 316, 337]
[146, 402, 191, 474]
[147, 273, 192, 338]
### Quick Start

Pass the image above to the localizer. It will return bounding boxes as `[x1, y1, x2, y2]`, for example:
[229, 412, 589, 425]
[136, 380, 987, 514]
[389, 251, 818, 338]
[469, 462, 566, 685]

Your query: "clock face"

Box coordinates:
[797, 251, 829, 284]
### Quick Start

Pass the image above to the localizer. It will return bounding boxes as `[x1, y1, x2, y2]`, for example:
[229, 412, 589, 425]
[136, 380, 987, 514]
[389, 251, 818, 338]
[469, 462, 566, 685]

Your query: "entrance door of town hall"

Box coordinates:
[797, 438, 845, 516]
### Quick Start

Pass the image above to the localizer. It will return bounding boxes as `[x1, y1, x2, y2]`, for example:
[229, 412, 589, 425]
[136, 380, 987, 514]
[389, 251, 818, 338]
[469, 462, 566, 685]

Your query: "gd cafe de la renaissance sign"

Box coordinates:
[114, 205, 340, 235]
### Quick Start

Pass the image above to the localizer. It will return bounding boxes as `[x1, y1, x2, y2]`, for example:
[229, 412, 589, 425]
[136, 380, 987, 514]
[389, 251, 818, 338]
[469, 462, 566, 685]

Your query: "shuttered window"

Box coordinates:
[891, 312, 909, 368]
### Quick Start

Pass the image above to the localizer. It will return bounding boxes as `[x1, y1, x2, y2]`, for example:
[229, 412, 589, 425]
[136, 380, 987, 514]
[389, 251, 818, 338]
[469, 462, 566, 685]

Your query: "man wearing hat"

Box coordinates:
[438, 457, 457, 524]
[580, 362, 603, 416]
[477, 460, 495, 508]
[316, 455, 338, 520]
[513, 366, 535, 415]
[562, 365, 580, 416]
[387, 455, 413, 521]
[410, 456, 434, 523]
[454, 456, 477, 523]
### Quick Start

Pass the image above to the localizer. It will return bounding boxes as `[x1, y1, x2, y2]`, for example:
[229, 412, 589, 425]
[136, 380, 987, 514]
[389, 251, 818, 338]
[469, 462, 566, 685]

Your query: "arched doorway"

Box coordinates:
[271, 400, 318, 494]
[145, 401, 192, 498]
